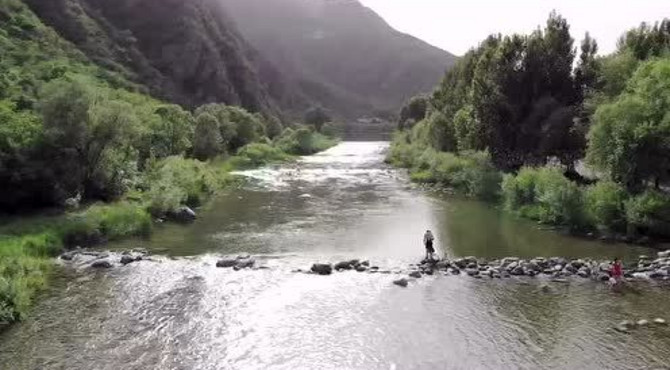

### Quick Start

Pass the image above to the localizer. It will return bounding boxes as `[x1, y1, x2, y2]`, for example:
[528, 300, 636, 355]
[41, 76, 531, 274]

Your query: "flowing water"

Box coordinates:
[1, 142, 670, 370]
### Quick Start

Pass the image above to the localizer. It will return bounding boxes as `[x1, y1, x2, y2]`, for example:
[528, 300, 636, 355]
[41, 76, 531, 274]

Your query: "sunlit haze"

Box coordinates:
[359, 0, 669, 55]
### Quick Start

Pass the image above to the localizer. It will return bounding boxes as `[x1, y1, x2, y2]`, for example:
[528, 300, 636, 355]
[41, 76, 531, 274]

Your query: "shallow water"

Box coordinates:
[1, 142, 669, 370]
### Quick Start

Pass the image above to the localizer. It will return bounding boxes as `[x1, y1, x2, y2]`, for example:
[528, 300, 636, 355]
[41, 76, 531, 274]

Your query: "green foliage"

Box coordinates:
[586, 59, 670, 189]
[303, 106, 331, 132]
[193, 113, 223, 160]
[194, 104, 265, 151]
[617, 19, 670, 60]
[275, 126, 337, 155]
[264, 115, 283, 139]
[387, 132, 501, 201]
[148, 105, 194, 159]
[502, 167, 585, 227]
[144, 157, 223, 217]
[624, 190, 670, 238]
[584, 181, 628, 232]
[40, 78, 141, 200]
[0, 254, 51, 324]
[230, 143, 290, 169]
[398, 95, 428, 129]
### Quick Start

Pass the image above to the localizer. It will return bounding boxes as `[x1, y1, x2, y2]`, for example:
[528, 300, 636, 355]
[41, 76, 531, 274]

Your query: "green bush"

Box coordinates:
[0, 255, 51, 324]
[230, 143, 290, 169]
[625, 190, 670, 238]
[502, 166, 585, 227]
[275, 126, 337, 155]
[394, 143, 501, 201]
[144, 156, 222, 216]
[584, 181, 628, 232]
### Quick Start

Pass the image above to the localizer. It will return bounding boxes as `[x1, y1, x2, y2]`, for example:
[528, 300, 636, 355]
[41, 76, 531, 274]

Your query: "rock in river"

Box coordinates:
[393, 278, 409, 287]
[169, 206, 197, 223]
[91, 260, 113, 269]
[334, 261, 354, 270]
[408, 271, 422, 279]
[216, 259, 237, 268]
[120, 255, 139, 265]
[653, 318, 667, 325]
[311, 263, 333, 275]
[236, 258, 255, 269]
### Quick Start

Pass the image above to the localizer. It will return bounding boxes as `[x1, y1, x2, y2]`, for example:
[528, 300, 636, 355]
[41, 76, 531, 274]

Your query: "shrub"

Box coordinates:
[144, 156, 222, 216]
[193, 113, 223, 160]
[584, 181, 628, 232]
[502, 166, 585, 227]
[275, 126, 337, 155]
[0, 256, 51, 324]
[402, 147, 501, 201]
[230, 143, 289, 169]
[625, 190, 670, 238]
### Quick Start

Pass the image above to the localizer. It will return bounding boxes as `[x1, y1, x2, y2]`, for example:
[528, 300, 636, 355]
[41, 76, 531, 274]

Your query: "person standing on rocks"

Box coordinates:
[610, 257, 623, 286]
[424, 230, 436, 260]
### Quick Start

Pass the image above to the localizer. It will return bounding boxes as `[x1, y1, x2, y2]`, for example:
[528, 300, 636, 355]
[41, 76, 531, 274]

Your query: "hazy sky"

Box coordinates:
[358, 0, 668, 56]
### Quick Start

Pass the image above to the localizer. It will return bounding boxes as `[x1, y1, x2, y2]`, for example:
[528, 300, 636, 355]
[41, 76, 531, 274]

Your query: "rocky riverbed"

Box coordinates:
[61, 249, 670, 286]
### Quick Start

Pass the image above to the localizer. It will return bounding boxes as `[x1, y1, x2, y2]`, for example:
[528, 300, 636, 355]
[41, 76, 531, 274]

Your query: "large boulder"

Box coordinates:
[169, 206, 197, 223]
[91, 260, 113, 269]
[408, 271, 422, 278]
[393, 278, 409, 287]
[311, 263, 333, 275]
[120, 255, 139, 265]
[216, 259, 237, 268]
[334, 261, 353, 270]
[236, 258, 255, 269]
[510, 266, 525, 276]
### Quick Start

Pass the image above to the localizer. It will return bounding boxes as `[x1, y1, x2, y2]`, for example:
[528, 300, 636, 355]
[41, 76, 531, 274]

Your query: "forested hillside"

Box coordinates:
[390, 14, 670, 241]
[22, 0, 309, 114]
[1, 0, 343, 324]
[220, 0, 457, 118]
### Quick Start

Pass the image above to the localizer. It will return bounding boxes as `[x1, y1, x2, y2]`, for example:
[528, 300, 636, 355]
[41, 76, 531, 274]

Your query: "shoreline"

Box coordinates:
[0, 140, 338, 328]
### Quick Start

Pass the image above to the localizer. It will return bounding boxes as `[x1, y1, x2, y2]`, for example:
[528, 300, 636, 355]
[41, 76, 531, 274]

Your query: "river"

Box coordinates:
[1, 142, 669, 370]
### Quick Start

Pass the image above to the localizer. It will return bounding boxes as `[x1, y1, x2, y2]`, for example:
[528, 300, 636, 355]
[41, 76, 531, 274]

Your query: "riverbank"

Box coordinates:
[0, 134, 337, 328]
[386, 132, 670, 247]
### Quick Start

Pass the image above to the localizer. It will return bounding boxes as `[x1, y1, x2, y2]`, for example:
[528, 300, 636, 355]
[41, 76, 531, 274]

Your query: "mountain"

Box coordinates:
[23, 0, 308, 115]
[219, 0, 457, 117]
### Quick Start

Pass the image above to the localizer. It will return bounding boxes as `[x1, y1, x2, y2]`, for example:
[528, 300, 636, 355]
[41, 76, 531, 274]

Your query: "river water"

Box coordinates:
[1, 142, 670, 370]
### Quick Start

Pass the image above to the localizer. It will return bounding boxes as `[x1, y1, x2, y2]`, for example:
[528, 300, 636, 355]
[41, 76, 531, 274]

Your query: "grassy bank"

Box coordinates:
[387, 132, 670, 243]
[0, 131, 337, 327]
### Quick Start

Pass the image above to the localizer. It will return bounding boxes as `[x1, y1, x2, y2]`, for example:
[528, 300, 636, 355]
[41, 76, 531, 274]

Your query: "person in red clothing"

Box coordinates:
[610, 257, 623, 285]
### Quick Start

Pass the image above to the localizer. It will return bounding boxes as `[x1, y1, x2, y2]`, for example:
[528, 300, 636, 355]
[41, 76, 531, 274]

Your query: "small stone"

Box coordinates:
[597, 273, 611, 281]
[577, 270, 590, 278]
[511, 266, 525, 276]
[614, 325, 630, 333]
[619, 320, 634, 328]
[653, 318, 667, 325]
[236, 258, 255, 269]
[91, 260, 112, 269]
[361, 260, 370, 267]
[355, 265, 367, 272]
[465, 269, 479, 276]
[408, 271, 422, 279]
[60, 252, 76, 261]
[334, 261, 353, 270]
[637, 319, 649, 326]
[120, 255, 137, 265]
[658, 250, 670, 258]
[311, 263, 333, 275]
[216, 259, 237, 268]
[393, 278, 409, 287]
